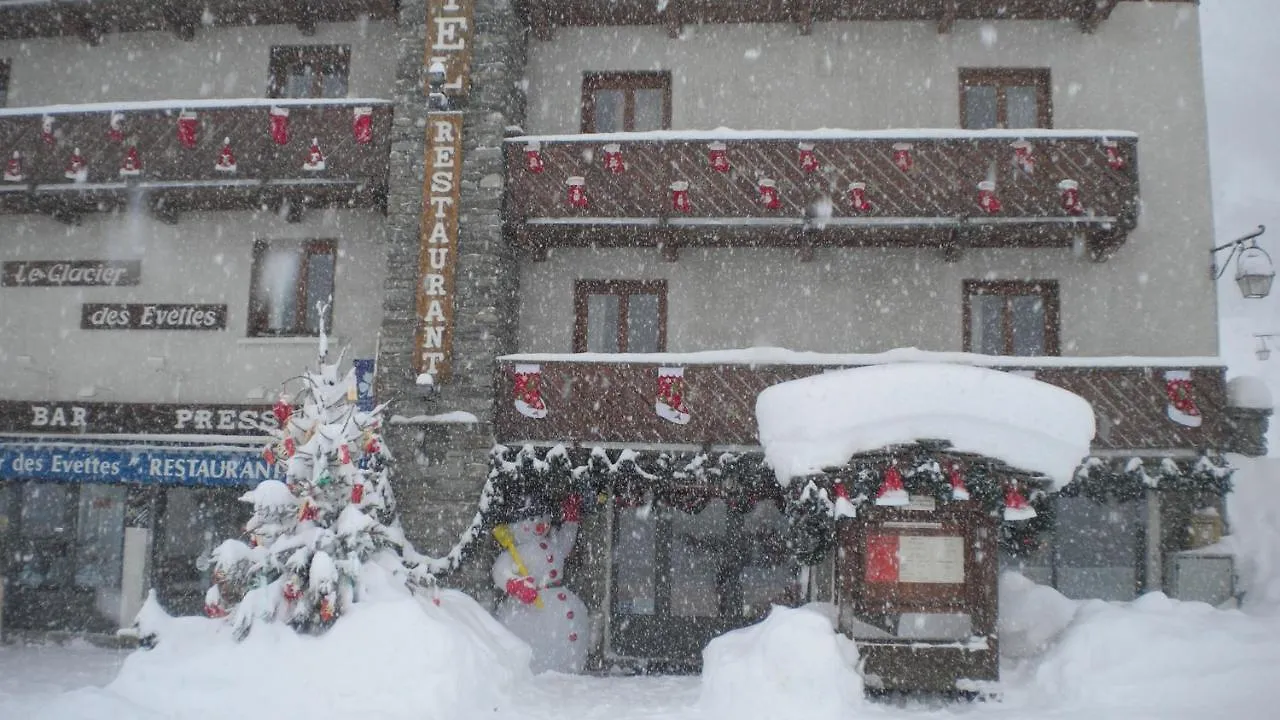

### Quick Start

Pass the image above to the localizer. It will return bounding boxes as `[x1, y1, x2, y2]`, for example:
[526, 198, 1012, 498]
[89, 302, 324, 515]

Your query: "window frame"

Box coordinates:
[0, 59, 10, 108]
[962, 279, 1061, 356]
[247, 239, 337, 338]
[959, 68, 1052, 130]
[572, 279, 668, 353]
[580, 71, 673, 133]
[267, 45, 352, 99]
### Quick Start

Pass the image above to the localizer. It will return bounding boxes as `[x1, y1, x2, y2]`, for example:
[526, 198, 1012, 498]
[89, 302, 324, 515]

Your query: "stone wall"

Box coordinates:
[377, 0, 525, 588]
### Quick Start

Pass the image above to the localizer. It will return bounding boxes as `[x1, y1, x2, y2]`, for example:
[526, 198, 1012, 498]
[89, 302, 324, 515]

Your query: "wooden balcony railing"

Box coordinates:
[0, 98, 392, 220]
[0, 0, 398, 41]
[522, 0, 1124, 40]
[494, 353, 1227, 453]
[504, 130, 1140, 258]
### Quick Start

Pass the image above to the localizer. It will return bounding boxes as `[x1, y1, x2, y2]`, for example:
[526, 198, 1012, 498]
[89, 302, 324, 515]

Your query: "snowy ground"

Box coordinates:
[2, 456, 1278, 720]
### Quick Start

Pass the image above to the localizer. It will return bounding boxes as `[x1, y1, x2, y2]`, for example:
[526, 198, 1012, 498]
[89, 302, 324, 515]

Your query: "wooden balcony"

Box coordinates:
[503, 130, 1140, 259]
[494, 353, 1227, 454]
[521, 0, 1125, 39]
[0, 0, 398, 42]
[0, 98, 392, 221]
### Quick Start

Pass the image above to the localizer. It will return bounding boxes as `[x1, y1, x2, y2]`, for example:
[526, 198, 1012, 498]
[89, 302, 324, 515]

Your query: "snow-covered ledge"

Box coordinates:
[500, 347, 1223, 369]
[755, 363, 1096, 488]
[506, 127, 1138, 145]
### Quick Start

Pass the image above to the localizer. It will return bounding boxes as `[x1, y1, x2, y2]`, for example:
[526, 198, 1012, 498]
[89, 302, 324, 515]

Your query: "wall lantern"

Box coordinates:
[1255, 334, 1277, 361]
[1212, 225, 1272, 299]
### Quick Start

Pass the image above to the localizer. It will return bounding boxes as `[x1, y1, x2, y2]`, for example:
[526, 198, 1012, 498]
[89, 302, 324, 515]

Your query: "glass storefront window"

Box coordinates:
[75, 485, 125, 589]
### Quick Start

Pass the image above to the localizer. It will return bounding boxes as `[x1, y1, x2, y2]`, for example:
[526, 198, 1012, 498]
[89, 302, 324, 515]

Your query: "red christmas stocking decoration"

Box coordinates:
[216, 137, 237, 173]
[42, 115, 56, 145]
[892, 143, 913, 172]
[177, 111, 198, 148]
[1164, 370, 1202, 428]
[1004, 484, 1037, 521]
[270, 106, 290, 145]
[352, 106, 373, 144]
[758, 178, 780, 210]
[708, 141, 730, 173]
[656, 366, 691, 425]
[1012, 140, 1035, 174]
[670, 181, 691, 213]
[303, 138, 326, 171]
[108, 111, 125, 142]
[602, 143, 625, 174]
[948, 464, 971, 501]
[977, 181, 1002, 214]
[1059, 179, 1084, 215]
[565, 177, 588, 209]
[119, 146, 142, 177]
[524, 141, 544, 173]
[4, 151, 24, 183]
[848, 182, 872, 212]
[798, 142, 820, 173]
[513, 364, 548, 419]
[65, 148, 87, 182]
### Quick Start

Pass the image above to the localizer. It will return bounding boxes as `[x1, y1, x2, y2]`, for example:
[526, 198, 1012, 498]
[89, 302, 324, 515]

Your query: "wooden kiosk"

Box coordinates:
[836, 496, 999, 692]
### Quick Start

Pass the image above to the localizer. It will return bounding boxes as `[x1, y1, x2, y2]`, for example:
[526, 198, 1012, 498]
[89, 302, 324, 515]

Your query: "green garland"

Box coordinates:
[422, 445, 1235, 578]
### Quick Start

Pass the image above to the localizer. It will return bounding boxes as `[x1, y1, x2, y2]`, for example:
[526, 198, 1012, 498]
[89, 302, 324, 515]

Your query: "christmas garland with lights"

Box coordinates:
[422, 445, 1234, 577]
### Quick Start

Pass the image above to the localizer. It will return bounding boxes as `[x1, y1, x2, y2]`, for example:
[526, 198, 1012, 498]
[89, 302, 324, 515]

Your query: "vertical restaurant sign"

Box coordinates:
[425, 0, 476, 97]
[414, 111, 464, 379]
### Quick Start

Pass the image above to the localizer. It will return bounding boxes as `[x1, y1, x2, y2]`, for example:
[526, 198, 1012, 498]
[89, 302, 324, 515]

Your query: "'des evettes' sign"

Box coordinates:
[81, 303, 228, 330]
[2, 260, 141, 287]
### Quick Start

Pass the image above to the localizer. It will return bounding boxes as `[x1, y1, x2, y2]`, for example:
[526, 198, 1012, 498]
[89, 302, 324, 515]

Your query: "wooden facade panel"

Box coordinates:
[494, 359, 1228, 454]
[505, 134, 1139, 248]
[0, 102, 392, 214]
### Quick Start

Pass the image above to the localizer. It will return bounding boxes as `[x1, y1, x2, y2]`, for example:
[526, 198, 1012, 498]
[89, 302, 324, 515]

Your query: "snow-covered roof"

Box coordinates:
[755, 363, 1096, 487]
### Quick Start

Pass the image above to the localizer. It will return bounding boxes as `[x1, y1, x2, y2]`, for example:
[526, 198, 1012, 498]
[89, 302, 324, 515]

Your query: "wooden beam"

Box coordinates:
[1080, 0, 1120, 34]
[940, 228, 963, 262]
[286, 0, 318, 36]
[163, 4, 199, 41]
[663, 0, 682, 39]
[528, 0, 554, 41]
[938, 0, 957, 34]
[660, 241, 680, 262]
[62, 8, 102, 45]
[797, 241, 815, 263]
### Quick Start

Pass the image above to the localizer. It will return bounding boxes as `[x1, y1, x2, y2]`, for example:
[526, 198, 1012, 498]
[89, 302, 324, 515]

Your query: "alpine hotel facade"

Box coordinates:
[0, 0, 1269, 686]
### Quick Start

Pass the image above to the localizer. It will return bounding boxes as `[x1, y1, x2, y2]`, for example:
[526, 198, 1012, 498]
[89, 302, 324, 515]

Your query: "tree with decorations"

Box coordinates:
[203, 306, 431, 638]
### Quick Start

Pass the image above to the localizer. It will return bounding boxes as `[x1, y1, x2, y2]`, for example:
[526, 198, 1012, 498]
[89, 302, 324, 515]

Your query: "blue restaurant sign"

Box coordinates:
[0, 442, 280, 487]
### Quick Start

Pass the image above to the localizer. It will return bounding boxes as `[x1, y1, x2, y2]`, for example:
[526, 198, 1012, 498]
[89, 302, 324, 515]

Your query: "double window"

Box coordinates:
[574, 280, 666, 353]
[268, 45, 351, 99]
[963, 280, 1060, 356]
[959, 68, 1052, 130]
[581, 72, 671, 133]
[0, 59, 9, 107]
[248, 240, 336, 337]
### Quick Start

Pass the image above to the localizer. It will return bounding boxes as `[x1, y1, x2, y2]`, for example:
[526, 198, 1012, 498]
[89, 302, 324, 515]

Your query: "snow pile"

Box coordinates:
[698, 604, 863, 720]
[1227, 375, 1273, 409]
[107, 585, 531, 719]
[756, 363, 1095, 487]
[1225, 455, 1280, 607]
[1031, 592, 1280, 715]
[998, 572, 1081, 659]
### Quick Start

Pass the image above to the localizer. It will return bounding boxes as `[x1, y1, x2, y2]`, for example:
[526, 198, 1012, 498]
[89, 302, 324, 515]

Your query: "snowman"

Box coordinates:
[492, 495, 590, 674]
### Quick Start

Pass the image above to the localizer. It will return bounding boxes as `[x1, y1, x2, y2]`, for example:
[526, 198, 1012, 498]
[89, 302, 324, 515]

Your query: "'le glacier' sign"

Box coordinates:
[3, 260, 141, 287]
[81, 303, 227, 330]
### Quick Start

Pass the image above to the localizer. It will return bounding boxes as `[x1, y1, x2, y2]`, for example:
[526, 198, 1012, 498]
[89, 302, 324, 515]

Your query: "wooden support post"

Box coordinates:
[661, 241, 680, 262]
[938, 0, 957, 35]
[1079, 0, 1120, 34]
[528, 0, 554, 41]
[941, 228, 962, 262]
[663, 0, 682, 39]
[797, 0, 814, 36]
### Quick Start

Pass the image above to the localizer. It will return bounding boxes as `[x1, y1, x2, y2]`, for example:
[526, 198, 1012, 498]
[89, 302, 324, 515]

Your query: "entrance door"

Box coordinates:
[151, 487, 247, 616]
[609, 498, 795, 668]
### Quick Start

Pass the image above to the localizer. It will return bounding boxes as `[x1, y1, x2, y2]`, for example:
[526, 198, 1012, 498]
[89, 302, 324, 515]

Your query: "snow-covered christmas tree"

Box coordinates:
[203, 306, 431, 639]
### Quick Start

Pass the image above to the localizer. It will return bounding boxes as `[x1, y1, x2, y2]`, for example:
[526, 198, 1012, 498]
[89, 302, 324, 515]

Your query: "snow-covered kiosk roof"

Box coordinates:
[755, 363, 1096, 488]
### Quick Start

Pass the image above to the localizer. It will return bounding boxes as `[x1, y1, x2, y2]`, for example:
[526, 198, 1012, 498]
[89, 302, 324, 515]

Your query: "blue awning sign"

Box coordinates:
[0, 442, 280, 487]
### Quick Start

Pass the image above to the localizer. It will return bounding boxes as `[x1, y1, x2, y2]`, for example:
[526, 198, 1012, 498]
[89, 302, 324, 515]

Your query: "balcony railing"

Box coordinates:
[504, 130, 1140, 258]
[0, 0, 399, 41]
[0, 98, 392, 219]
[494, 351, 1226, 453]
[522, 0, 1122, 40]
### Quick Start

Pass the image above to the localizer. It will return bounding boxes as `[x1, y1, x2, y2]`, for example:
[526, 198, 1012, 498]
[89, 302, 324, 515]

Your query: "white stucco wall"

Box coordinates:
[0, 21, 397, 106]
[517, 4, 1219, 357]
[0, 208, 386, 403]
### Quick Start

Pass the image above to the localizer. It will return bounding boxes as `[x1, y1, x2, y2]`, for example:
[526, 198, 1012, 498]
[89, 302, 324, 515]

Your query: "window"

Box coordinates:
[959, 68, 1051, 129]
[248, 240, 336, 337]
[268, 45, 351, 99]
[0, 59, 10, 107]
[963, 280, 1060, 356]
[581, 72, 671, 133]
[611, 498, 796, 660]
[573, 280, 666, 353]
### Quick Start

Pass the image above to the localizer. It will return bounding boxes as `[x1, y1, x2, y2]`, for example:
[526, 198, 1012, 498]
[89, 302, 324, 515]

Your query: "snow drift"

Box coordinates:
[111, 585, 531, 720]
[699, 604, 864, 720]
[756, 362, 1095, 486]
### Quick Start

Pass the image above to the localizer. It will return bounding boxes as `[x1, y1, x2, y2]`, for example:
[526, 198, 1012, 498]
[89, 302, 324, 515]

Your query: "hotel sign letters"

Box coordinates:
[425, 0, 475, 96]
[414, 112, 464, 379]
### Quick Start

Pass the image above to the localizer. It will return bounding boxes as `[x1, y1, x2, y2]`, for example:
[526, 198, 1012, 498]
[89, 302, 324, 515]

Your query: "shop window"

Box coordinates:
[959, 68, 1052, 129]
[581, 72, 671, 133]
[74, 485, 125, 589]
[15, 483, 76, 589]
[248, 239, 336, 337]
[610, 498, 796, 661]
[963, 280, 1060, 356]
[573, 280, 666, 353]
[0, 59, 10, 107]
[268, 45, 351, 99]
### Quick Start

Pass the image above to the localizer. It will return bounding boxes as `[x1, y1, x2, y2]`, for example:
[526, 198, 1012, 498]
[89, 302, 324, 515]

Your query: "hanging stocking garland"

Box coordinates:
[655, 366, 691, 425]
[514, 364, 548, 419]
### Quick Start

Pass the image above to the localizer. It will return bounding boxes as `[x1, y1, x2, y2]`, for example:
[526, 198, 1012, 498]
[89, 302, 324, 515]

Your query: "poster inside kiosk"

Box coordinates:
[0, 442, 280, 487]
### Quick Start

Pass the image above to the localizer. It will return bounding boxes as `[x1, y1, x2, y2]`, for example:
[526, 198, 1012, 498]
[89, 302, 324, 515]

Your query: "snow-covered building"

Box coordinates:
[0, 2, 394, 633]
[369, 0, 1270, 681]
